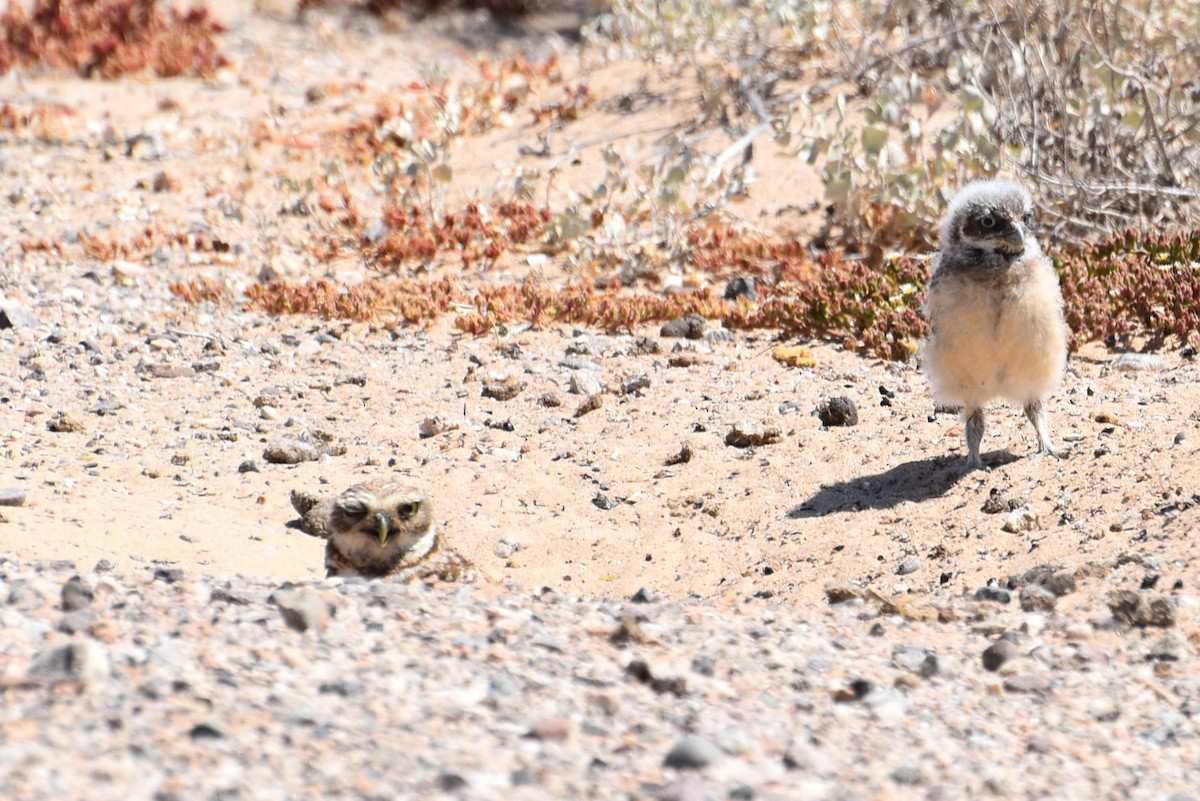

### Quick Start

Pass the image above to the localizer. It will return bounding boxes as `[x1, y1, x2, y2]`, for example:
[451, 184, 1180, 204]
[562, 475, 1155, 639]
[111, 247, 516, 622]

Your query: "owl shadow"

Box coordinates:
[788, 450, 1021, 517]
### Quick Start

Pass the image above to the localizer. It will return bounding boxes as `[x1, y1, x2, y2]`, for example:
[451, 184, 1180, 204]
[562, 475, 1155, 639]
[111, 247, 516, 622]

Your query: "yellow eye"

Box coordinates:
[397, 502, 420, 519]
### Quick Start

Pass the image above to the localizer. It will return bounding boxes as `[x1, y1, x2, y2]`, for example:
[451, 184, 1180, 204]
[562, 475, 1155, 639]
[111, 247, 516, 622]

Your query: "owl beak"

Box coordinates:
[1003, 222, 1026, 250]
[374, 514, 391, 546]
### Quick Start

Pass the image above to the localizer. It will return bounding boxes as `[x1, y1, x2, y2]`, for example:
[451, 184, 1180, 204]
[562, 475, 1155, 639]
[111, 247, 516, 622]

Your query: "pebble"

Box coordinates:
[0, 488, 28, 507]
[974, 585, 1012, 604]
[1108, 590, 1177, 627]
[816, 396, 858, 427]
[896, 557, 920, 576]
[660, 314, 706, 339]
[664, 736, 725, 770]
[271, 588, 331, 633]
[1020, 584, 1058, 612]
[26, 639, 109, 688]
[569, 370, 604, 396]
[982, 637, 1019, 671]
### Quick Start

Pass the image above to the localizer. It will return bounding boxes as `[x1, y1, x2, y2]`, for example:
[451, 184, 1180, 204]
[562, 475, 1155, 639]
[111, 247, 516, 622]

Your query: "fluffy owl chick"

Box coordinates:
[324, 481, 476, 583]
[922, 179, 1069, 470]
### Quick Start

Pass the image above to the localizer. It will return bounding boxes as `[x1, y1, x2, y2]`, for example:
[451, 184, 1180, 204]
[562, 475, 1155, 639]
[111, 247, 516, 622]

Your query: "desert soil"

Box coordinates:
[1, 3, 1199, 799]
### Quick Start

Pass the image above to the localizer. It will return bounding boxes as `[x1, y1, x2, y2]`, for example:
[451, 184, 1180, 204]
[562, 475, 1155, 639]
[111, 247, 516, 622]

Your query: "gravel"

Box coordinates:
[2, 558, 1198, 800]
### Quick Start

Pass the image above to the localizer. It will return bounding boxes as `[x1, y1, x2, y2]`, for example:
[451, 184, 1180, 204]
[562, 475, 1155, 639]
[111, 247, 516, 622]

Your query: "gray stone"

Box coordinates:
[663, 735, 724, 770]
[896, 557, 920, 576]
[1109, 590, 1177, 627]
[271, 588, 331, 633]
[27, 639, 109, 688]
[0, 488, 28, 507]
[1020, 584, 1058, 612]
[817, 396, 858, 427]
[58, 608, 98, 634]
[982, 637, 1019, 671]
[61, 576, 94, 610]
[660, 314, 706, 339]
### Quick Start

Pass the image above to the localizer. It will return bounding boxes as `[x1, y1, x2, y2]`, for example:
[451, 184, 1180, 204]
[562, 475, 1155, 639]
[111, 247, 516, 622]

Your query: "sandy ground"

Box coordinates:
[1, 1, 1198, 611]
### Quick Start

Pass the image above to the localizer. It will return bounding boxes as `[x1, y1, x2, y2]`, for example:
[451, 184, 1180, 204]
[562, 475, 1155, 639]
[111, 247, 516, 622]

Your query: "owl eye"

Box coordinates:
[979, 214, 997, 229]
[397, 501, 420, 519]
[338, 500, 367, 520]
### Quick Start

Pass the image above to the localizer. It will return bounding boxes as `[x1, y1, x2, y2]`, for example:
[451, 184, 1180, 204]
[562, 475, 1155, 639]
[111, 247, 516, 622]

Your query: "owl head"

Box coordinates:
[940, 179, 1039, 258]
[329, 481, 436, 564]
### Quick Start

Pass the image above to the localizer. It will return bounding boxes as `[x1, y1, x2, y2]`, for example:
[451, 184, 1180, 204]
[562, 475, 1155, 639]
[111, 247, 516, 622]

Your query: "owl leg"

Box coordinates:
[1024, 399, 1067, 459]
[964, 406, 986, 471]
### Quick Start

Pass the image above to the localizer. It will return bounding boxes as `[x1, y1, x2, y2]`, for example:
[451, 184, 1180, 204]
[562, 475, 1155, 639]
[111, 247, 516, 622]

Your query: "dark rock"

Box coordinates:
[1019, 584, 1058, 612]
[592, 493, 619, 511]
[974, 585, 1011, 604]
[1109, 590, 1177, 627]
[817, 396, 858, 427]
[982, 637, 1019, 671]
[663, 735, 723, 769]
[61, 576, 95, 610]
[660, 314, 706, 339]
[723, 277, 757, 301]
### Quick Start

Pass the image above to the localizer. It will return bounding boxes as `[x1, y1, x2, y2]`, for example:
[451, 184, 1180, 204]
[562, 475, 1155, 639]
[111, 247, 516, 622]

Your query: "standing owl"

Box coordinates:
[317, 480, 477, 582]
[922, 179, 1070, 471]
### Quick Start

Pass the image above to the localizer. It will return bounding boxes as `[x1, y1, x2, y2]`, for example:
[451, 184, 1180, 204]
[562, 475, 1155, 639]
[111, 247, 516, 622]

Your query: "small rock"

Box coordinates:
[569, 371, 604, 396]
[974, 585, 1012, 604]
[833, 679, 873, 702]
[27, 640, 109, 688]
[1109, 590, 1177, 628]
[896, 557, 920, 576]
[1147, 632, 1186, 662]
[271, 588, 331, 633]
[0, 301, 38, 329]
[1002, 506, 1039, 533]
[189, 723, 226, 740]
[724, 276, 757, 301]
[575, 393, 603, 418]
[982, 637, 1019, 671]
[664, 441, 693, 466]
[0, 488, 27, 507]
[290, 490, 334, 538]
[619, 374, 651, 395]
[816, 396, 858, 427]
[593, 493, 619, 511]
[725, 421, 782, 448]
[1019, 584, 1058, 612]
[891, 646, 938, 678]
[1003, 672, 1052, 694]
[61, 576, 94, 610]
[663, 735, 724, 769]
[154, 568, 185, 583]
[58, 609, 98, 634]
[539, 392, 562, 408]
[660, 314, 706, 339]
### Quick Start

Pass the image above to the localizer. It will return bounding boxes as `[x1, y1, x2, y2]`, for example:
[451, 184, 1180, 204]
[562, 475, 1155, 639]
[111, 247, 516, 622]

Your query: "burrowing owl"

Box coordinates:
[316, 480, 476, 582]
[922, 179, 1070, 470]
